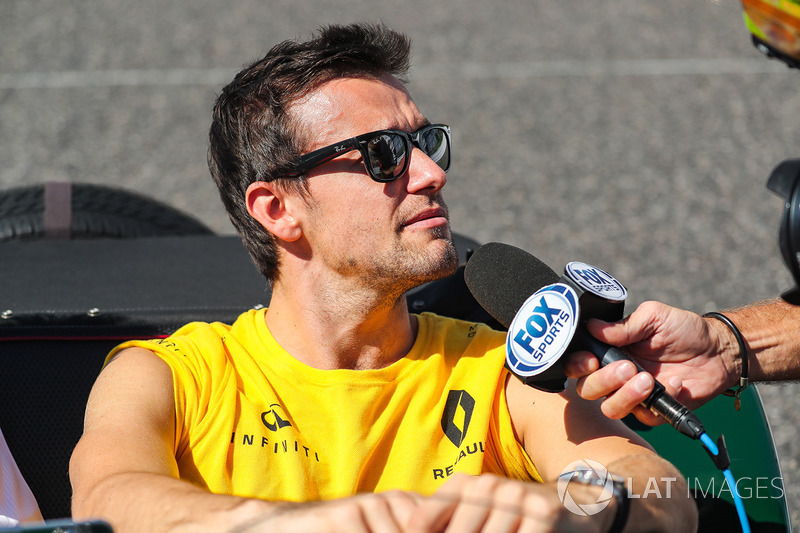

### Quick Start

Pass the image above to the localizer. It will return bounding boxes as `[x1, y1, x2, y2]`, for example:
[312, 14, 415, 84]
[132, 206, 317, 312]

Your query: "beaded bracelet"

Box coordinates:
[702, 312, 749, 410]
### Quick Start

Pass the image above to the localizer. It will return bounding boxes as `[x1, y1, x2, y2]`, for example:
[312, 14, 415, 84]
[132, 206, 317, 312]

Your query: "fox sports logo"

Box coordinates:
[557, 460, 615, 516]
[565, 262, 627, 302]
[505, 284, 579, 377]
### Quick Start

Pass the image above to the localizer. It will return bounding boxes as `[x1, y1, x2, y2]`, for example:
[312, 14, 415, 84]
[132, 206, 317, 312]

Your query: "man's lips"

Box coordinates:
[402, 207, 449, 228]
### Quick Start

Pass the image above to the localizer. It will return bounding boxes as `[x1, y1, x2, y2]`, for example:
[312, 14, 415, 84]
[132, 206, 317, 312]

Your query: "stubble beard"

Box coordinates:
[368, 226, 459, 302]
[308, 196, 460, 305]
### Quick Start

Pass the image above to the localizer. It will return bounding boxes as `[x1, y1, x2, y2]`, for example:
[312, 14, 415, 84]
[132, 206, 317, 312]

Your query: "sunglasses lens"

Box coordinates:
[363, 126, 450, 182]
[419, 127, 450, 171]
[367, 134, 408, 181]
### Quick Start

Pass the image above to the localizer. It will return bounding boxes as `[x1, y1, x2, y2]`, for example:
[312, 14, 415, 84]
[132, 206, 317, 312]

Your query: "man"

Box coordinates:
[69, 23, 696, 532]
[566, 298, 800, 424]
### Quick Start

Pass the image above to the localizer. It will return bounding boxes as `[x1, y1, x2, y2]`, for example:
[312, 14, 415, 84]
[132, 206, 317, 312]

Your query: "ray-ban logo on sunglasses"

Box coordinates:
[334, 144, 348, 153]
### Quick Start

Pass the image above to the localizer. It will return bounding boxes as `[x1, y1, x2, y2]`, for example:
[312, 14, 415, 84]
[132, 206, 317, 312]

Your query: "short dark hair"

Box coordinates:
[208, 22, 412, 282]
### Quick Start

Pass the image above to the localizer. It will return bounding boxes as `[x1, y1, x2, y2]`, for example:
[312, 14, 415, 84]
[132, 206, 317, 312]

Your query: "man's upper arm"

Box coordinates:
[505, 375, 656, 481]
[70, 347, 180, 503]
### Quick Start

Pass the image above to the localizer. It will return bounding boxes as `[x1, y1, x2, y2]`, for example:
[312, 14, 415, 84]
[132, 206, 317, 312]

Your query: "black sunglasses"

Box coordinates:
[287, 124, 451, 183]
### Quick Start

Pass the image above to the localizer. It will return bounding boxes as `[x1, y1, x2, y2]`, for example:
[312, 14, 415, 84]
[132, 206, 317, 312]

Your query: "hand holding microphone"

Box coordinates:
[566, 302, 748, 422]
[464, 242, 706, 439]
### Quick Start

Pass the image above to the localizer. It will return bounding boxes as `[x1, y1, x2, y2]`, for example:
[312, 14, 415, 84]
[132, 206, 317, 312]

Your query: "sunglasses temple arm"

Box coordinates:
[290, 139, 360, 176]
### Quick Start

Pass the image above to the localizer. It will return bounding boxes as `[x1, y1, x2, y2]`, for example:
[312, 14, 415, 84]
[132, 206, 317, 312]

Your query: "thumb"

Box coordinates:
[585, 301, 666, 347]
[584, 317, 639, 347]
[586, 307, 655, 346]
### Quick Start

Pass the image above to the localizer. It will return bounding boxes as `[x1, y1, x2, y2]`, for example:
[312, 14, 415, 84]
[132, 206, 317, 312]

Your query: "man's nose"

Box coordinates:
[405, 147, 447, 193]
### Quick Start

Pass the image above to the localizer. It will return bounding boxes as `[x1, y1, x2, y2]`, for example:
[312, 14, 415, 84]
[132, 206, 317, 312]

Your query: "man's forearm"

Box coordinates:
[607, 454, 697, 533]
[724, 299, 800, 382]
[73, 471, 273, 533]
[73, 471, 421, 533]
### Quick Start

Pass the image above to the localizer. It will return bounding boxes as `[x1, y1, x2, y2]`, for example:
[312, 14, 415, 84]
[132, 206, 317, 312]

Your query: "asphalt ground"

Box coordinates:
[2, 0, 800, 528]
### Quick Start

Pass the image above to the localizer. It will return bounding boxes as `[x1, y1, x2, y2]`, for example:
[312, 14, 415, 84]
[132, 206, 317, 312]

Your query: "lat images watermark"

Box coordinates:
[557, 460, 785, 517]
[556, 460, 617, 516]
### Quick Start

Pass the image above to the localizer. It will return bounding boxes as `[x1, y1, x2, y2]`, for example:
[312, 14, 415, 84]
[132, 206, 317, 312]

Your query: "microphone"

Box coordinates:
[464, 242, 705, 440]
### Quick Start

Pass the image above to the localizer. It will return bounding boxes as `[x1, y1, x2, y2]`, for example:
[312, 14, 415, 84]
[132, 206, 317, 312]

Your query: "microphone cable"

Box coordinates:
[699, 432, 751, 533]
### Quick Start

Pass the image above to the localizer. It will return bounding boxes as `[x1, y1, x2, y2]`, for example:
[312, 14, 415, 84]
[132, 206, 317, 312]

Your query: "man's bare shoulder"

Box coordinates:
[89, 347, 175, 421]
[106, 345, 162, 365]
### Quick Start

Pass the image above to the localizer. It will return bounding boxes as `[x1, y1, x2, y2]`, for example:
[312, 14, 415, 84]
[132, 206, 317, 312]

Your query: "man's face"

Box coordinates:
[287, 75, 458, 295]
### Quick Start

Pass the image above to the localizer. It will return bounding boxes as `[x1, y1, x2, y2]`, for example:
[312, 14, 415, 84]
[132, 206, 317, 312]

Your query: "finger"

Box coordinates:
[441, 496, 490, 533]
[584, 317, 631, 345]
[364, 512, 402, 533]
[626, 403, 665, 426]
[440, 475, 518, 533]
[466, 482, 525, 533]
[628, 374, 684, 426]
[585, 301, 668, 347]
[575, 360, 638, 401]
[334, 498, 385, 533]
[564, 351, 599, 379]
[479, 510, 522, 533]
[597, 372, 655, 420]
[408, 476, 465, 532]
[375, 491, 420, 533]
[664, 375, 683, 398]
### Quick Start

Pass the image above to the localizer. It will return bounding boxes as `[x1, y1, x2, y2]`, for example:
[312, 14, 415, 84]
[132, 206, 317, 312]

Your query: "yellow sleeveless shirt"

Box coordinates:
[109, 309, 541, 501]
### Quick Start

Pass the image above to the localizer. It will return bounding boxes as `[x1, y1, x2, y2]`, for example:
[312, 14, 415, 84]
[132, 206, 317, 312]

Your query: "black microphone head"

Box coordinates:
[464, 242, 560, 328]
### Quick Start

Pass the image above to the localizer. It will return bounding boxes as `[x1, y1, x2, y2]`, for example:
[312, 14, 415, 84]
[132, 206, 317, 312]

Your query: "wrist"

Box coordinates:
[723, 299, 800, 381]
[560, 469, 629, 533]
[703, 312, 749, 405]
[225, 499, 298, 533]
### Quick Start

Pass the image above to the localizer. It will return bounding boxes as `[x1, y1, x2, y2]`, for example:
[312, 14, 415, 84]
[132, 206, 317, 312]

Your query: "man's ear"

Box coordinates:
[245, 181, 303, 242]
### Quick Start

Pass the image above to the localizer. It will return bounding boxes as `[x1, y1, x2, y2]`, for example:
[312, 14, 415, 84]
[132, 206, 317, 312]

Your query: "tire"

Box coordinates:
[0, 183, 213, 241]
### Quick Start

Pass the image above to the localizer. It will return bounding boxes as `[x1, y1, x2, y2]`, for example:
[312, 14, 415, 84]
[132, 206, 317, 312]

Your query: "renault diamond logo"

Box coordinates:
[441, 390, 475, 447]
